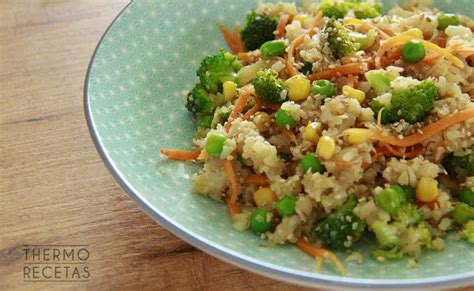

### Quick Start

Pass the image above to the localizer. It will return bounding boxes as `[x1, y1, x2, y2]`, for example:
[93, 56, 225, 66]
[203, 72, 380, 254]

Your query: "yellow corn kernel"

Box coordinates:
[223, 81, 238, 101]
[253, 112, 271, 132]
[285, 74, 311, 101]
[416, 177, 439, 203]
[304, 122, 322, 144]
[316, 136, 336, 160]
[294, 14, 309, 25]
[342, 85, 366, 103]
[253, 187, 276, 208]
[345, 128, 370, 145]
[402, 28, 424, 39]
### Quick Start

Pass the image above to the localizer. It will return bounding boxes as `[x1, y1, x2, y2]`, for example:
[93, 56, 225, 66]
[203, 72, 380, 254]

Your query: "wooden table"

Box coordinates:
[0, 1, 307, 289]
[0, 1, 471, 290]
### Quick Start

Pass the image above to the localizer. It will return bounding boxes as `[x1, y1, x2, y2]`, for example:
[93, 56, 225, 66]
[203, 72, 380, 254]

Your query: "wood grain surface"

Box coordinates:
[0, 1, 470, 291]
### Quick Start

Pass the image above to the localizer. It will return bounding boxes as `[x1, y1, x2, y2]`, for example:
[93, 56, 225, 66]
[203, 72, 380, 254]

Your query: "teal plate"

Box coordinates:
[85, 0, 474, 288]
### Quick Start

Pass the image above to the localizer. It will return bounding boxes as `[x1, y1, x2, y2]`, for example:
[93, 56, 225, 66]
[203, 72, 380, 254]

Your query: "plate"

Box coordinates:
[85, 0, 474, 288]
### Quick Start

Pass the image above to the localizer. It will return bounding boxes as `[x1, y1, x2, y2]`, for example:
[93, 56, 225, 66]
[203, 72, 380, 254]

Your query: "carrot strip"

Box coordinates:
[276, 14, 291, 38]
[220, 25, 238, 54]
[346, 108, 474, 147]
[243, 175, 270, 186]
[286, 12, 323, 77]
[295, 239, 346, 275]
[225, 91, 251, 131]
[309, 63, 365, 81]
[226, 200, 241, 217]
[242, 103, 262, 120]
[286, 34, 305, 77]
[347, 74, 355, 88]
[234, 28, 245, 54]
[160, 149, 201, 161]
[308, 11, 324, 37]
[224, 159, 239, 204]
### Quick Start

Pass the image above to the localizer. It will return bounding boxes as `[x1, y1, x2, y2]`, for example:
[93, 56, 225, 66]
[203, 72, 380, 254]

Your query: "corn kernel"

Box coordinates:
[223, 81, 238, 101]
[294, 14, 309, 26]
[342, 85, 366, 103]
[304, 122, 322, 144]
[253, 112, 271, 132]
[402, 28, 424, 39]
[345, 128, 370, 144]
[316, 136, 336, 160]
[285, 74, 311, 101]
[253, 187, 276, 208]
[416, 177, 439, 203]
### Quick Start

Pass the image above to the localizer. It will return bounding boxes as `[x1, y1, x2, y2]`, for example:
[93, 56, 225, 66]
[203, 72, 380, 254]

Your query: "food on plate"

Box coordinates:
[161, 0, 474, 273]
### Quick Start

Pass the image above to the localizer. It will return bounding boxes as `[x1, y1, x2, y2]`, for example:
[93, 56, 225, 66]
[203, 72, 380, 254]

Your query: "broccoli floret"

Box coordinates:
[300, 62, 313, 76]
[453, 203, 474, 225]
[315, 196, 366, 250]
[185, 85, 214, 115]
[325, 19, 360, 59]
[371, 205, 433, 261]
[318, 0, 382, 19]
[372, 247, 404, 261]
[241, 11, 278, 51]
[442, 152, 474, 180]
[252, 69, 287, 104]
[353, 2, 382, 19]
[394, 204, 423, 229]
[372, 221, 401, 247]
[197, 50, 241, 94]
[211, 105, 233, 128]
[370, 80, 438, 124]
[461, 220, 474, 244]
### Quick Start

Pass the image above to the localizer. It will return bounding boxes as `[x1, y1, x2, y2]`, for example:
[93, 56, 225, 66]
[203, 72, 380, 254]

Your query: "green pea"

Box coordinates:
[402, 40, 426, 64]
[250, 209, 272, 234]
[438, 14, 460, 31]
[275, 109, 296, 128]
[197, 115, 213, 128]
[311, 80, 335, 97]
[453, 203, 474, 225]
[205, 133, 227, 157]
[276, 195, 297, 217]
[301, 154, 324, 174]
[458, 187, 474, 207]
[260, 40, 286, 59]
[376, 188, 402, 216]
[390, 185, 406, 203]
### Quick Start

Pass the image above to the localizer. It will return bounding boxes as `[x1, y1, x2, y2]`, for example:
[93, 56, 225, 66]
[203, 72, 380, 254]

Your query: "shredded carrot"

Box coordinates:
[224, 158, 239, 204]
[470, 90, 474, 101]
[220, 25, 238, 54]
[276, 14, 292, 38]
[295, 239, 346, 275]
[234, 28, 245, 54]
[377, 34, 464, 68]
[242, 103, 262, 120]
[309, 63, 365, 81]
[347, 108, 474, 147]
[347, 74, 355, 88]
[243, 175, 270, 186]
[381, 45, 402, 67]
[226, 200, 241, 217]
[308, 11, 324, 37]
[160, 149, 201, 161]
[286, 12, 323, 77]
[225, 91, 251, 131]
[382, 143, 423, 159]
[286, 34, 305, 77]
